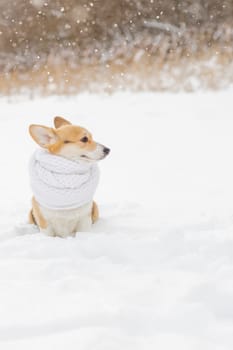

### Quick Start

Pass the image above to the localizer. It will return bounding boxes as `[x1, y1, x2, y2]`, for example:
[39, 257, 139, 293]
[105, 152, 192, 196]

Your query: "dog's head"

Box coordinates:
[29, 117, 110, 162]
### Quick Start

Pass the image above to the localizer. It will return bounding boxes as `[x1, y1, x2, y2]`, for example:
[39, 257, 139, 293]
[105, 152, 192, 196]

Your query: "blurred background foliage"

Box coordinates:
[0, 0, 232, 93]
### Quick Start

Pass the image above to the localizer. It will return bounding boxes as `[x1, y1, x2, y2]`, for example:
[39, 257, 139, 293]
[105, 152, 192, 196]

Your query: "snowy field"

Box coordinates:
[1, 91, 233, 349]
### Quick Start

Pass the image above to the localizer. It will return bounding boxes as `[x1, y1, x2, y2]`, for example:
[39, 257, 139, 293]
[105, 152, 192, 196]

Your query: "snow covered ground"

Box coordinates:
[1, 91, 233, 349]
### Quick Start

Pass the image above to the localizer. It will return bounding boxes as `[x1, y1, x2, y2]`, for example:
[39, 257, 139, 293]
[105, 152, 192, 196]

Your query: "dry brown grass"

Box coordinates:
[0, 45, 232, 96]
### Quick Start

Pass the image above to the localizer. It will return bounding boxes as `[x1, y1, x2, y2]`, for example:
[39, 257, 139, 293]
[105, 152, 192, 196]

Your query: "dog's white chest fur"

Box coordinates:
[40, 202, 93, 238]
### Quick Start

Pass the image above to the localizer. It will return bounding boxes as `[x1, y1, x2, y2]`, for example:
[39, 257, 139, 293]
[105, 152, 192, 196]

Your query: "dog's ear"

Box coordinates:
[29, 125, 58, 148]
[54, 116, 72, 128]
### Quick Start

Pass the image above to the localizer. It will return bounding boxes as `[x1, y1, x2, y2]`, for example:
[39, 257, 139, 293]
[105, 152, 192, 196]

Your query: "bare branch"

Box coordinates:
[143, 20, 184, 35]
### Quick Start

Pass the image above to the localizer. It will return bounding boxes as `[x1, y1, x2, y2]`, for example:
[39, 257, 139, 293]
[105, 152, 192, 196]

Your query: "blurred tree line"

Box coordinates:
[0, 0, 232, 71]
[0, 0, 232, 93]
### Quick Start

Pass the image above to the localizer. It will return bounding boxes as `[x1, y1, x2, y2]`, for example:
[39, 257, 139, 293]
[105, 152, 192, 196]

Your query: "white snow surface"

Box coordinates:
[1, 92, 233, 349]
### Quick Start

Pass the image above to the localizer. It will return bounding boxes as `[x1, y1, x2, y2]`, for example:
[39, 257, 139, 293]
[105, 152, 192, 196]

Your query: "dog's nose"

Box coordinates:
[103, 147, 110, 155]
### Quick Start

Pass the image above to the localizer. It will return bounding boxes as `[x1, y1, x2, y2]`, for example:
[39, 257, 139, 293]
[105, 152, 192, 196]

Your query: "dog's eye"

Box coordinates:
[64, 140, 71, 144]
[80, 136, 88, 143]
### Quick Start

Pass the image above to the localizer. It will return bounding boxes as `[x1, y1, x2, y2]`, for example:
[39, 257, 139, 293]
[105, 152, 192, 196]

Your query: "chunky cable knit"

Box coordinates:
[29, 149, 99, 210]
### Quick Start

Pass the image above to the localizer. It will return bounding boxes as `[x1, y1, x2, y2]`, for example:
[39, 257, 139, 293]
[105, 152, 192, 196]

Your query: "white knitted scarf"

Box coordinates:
[29, 149, 100, 210]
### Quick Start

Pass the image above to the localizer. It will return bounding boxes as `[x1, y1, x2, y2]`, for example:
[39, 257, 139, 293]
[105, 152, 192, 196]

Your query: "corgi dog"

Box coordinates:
[28, 116, 110, 238]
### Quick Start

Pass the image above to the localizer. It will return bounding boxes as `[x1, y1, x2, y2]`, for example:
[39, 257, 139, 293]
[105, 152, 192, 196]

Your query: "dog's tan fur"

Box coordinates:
[29, 117, 97, 156]
[30, 196, 48, 229]
[28, 116, 109, 237]
[91, 201, 99, 223]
